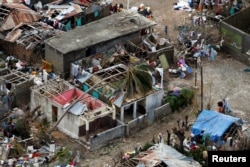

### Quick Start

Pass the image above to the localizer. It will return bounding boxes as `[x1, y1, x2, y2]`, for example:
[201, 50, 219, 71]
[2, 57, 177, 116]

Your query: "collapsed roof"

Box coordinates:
[4, 22, 63, 50]
[45, 4, 83, 21]
[31, 79, 113, 121]
[0, 3, 41, 31]
[81, 64, 157, 107]
[122, 144, 201, 167]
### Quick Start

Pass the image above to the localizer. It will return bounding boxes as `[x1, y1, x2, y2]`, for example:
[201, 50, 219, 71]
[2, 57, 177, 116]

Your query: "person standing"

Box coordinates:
[165, 26, 168, 35]
[217, 101, 223, 113]
[223, 98, 232, 113]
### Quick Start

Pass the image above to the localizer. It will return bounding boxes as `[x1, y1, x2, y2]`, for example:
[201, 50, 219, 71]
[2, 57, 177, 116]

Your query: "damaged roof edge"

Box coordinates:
[45, 10, 157, 55]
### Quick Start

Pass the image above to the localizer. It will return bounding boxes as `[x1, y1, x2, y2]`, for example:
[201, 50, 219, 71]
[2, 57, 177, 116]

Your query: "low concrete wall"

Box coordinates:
[89, 124, 125, 150]
[87, 104, 171, 150]
[126, 103, 171, 136]
[125, 114, 149, 136]
[154, 103, 172, 120]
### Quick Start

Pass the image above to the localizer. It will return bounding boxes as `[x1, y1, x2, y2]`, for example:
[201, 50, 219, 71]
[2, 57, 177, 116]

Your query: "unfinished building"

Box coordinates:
[0, 70, 34, 114]
[30, 79, 120, 149]
[0, 22, 63, 64]
[43, 0, 111, 31]
[45, 10, 157, 79]
[0, 2, 62, 64]
[78, 64, 166, 136]
[0, 3, 41, 31]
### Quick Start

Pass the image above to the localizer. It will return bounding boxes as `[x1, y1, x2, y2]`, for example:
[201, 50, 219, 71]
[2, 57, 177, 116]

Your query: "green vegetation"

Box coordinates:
[121, 65, 153, 98]
[14, 119, 31, 139]
[54, 147, 72, 164]
[141, 142, 154, 151]
[164, 88, 195, 111]
[185, 145, 208, 167]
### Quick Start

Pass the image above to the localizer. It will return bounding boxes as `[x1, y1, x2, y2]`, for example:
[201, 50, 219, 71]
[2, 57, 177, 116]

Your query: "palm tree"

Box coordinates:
[121, 64, 154, 99]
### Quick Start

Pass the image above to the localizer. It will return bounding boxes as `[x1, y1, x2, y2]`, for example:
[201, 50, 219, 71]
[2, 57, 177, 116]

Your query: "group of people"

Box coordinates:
[187, 0, 246, 16]
[110, 3, 153, 20]
[217, 98, 232, 113]
[109, 3, 124, 14]
[137, 3, 153, 20]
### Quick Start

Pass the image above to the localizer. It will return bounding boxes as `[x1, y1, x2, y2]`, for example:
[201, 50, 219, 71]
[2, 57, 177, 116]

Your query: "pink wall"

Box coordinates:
[52, 89, 83, 105]
[52, 88, 105, 110]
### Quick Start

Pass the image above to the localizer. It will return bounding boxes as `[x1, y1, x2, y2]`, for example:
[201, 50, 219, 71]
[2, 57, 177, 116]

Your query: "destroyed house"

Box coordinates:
[0, 70, 34, 111]
[43, 0, 111, 31]
[45, 10, 157, 79]
[121, 144, 201, 167]
[80, 64, 165, 136]
[0, 22, 63, 64]
[30, 79, 116, 142]
[0, 3, 41, 31]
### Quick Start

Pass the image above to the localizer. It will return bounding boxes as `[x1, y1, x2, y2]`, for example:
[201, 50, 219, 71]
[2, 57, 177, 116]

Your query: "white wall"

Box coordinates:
[30, 89, 81, 139]
[145, 90, 165, 112]
[58, 111, 81, 139]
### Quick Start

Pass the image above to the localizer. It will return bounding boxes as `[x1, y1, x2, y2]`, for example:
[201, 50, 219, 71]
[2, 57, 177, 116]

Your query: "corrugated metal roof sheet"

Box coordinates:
[69, 101, 88, 115]
[46, 4, 82, 21]
[0, 3, 41, 31]
[3, 3, 36, 12]
[73, 0, 90, 7]
[0, 0, 19, 3]
[4, 22, 63, 49]
[5, 28, 22, 42]
[135, 144, 201, 167]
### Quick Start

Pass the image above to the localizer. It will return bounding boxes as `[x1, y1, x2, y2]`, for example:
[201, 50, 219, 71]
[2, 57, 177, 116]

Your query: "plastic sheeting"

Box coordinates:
[192, 110, 240, 142]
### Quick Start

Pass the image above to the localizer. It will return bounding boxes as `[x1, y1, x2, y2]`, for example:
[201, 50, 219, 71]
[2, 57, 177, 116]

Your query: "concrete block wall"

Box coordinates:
[126, 103, 171, 136]
[58, 112, 80, 139]
[154, 103, 171, 121]
[15, 80, 34, 106]
[125, 114, 148, 136]
[45, 44, 64, 75]
[30, 90, 55, 122]
[90, 124, 125, 150]
[95, 31, 141, 53]
[145, 90, 165, 123]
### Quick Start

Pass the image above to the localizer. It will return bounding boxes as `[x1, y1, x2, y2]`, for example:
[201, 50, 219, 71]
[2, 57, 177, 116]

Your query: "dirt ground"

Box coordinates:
[52, 1, 250, 166]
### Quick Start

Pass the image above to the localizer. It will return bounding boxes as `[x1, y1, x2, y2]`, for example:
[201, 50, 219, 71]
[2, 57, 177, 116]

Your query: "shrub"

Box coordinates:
[180, 88, 195, 104]
[164, 88, 195, 111]
[14, 119, 31, 139]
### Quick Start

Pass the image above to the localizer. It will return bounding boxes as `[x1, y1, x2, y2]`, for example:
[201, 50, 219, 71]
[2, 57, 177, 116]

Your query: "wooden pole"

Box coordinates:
[201, 66, 203, 111]
[194, 57, 197, 88]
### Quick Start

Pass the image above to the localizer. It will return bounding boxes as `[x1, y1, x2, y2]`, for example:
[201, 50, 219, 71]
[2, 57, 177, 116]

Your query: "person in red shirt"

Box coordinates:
[217, 101, 224, 113]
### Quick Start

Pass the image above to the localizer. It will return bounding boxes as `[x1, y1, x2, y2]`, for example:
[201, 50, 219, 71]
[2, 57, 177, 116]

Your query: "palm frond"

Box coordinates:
[136, 64, 155, 71]
[125, 67, 153, 98]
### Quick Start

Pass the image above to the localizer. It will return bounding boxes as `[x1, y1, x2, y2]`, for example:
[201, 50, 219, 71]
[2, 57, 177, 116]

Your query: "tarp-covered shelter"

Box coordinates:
[192, 110, 241, 142]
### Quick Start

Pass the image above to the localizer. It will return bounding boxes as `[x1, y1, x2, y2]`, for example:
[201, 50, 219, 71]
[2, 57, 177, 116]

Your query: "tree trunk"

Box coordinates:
[173, 128, 185, 153]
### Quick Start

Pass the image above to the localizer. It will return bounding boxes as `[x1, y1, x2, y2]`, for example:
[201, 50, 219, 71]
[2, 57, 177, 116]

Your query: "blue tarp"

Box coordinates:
[191, 110, 240, 142]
